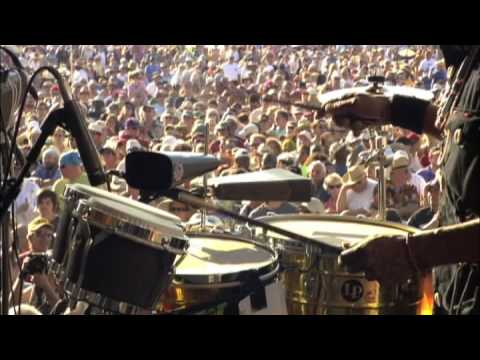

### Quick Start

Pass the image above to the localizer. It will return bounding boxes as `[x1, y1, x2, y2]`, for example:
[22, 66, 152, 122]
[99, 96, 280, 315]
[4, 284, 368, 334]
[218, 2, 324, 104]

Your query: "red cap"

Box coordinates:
[407, 133, 420, 143]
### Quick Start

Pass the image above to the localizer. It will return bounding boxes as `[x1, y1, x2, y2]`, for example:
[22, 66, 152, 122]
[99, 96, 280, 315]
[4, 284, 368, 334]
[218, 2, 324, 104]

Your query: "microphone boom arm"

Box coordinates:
[0, 108, 63, 222]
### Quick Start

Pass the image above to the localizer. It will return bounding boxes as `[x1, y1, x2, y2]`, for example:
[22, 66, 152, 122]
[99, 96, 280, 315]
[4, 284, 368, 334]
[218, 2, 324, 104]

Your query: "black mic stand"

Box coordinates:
[0, 108, 65, 314]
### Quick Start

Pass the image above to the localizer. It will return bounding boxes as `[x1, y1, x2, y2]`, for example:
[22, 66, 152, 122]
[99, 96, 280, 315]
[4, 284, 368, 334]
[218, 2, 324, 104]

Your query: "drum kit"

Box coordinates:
[46, 77, 435, 315]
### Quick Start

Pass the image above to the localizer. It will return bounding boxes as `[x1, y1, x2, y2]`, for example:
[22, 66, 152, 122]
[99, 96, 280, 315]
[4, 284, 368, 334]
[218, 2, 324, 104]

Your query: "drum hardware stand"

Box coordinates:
[157, 187, 342, 255]
[201, 123, 209, 232]
[365, 75, 388, 221]
[0, 115, 8, 314]
[367, 127, 388, 221]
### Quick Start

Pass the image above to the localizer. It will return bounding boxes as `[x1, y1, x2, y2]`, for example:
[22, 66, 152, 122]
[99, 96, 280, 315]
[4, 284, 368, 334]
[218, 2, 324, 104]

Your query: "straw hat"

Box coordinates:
[343, 164, 367, 186]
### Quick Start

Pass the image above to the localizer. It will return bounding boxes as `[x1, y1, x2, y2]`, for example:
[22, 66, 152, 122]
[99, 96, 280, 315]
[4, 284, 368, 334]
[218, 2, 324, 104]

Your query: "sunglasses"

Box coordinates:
[36, 230, 53, 239]
[171, 207, 189, 212]
[328, 184, 342, 190]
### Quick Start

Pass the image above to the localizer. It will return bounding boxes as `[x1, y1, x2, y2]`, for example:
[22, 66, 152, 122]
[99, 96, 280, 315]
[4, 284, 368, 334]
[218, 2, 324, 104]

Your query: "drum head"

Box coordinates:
[258, 215, 416, 250]
[85, 196, 186, 241]
[174, 233, 278, 287]
[68, 184, 180, 222]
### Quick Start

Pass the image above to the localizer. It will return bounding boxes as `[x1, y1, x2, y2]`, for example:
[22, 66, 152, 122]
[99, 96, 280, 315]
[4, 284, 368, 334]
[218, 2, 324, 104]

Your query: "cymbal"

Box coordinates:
[318, 84, 435, 105]
[274, 82, 435, 115]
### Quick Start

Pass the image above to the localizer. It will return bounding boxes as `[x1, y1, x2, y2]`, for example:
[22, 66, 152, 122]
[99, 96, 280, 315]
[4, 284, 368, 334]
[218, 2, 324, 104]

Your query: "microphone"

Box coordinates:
[125, 151, 220, 192]
[61, 100, 107, 186]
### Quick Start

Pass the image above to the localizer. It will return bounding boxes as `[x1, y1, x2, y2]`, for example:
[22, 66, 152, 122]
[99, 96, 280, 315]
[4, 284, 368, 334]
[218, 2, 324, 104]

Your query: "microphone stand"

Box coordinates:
[0, 106, 83, 313]
[201, 123, 209, 232]
[0, 108, 70, 223]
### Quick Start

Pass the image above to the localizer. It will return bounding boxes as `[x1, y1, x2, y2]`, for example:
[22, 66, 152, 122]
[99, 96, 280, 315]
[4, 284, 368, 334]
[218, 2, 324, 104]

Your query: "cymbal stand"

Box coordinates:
[201, 123, 209, 231]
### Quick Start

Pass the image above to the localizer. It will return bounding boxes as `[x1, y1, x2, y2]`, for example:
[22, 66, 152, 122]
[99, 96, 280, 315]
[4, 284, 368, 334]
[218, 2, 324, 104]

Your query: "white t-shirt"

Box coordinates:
[249, 107, 264, 124]
[419, 58, 436, 75]
[346, 178, 378, 211]
[146, 82, 158, 97]
[72, 69, 89, 84]
[223, 63, 241, 81]
[408, 173, 426, 196]
[408, 153, 423, 173]
[14, 178, 40, 227]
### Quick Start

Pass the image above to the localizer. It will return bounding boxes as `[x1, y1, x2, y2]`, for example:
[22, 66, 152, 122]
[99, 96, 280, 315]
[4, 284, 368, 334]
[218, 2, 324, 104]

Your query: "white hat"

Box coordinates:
[238, 123, 259, 139]
[241, 71, 252, 79]
[42, 147, 60, 161]
[28, 121, 41, 132]
[258, 143, 272, 155]
[162, 135, 178, 148]
[88, 120, 105, 134]
[297, 130, 312, 142]
[126, 139, 142, 153]
[391, 150, 410, 170]
[277, 152, 295, 164]
[301, 197, 325, 214]
[234, 148, 249, 159]
[188, 213, 224, 228]
[249, 111, 263, 124]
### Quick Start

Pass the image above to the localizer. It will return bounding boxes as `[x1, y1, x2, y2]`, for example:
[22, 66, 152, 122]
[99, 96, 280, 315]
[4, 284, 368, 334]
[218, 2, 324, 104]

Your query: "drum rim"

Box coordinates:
[64, 279, 153, 313]
[257, 214, 418, 233]
[256, 214, 418, 249]
[75, 199, 189, 253]
[65, 184, 180, 223]
[172, 232, 279, 286]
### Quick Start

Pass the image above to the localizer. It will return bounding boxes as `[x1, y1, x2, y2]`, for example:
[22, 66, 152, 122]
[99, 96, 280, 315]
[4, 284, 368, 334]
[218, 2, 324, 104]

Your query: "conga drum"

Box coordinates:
[257, 215, 432, 315]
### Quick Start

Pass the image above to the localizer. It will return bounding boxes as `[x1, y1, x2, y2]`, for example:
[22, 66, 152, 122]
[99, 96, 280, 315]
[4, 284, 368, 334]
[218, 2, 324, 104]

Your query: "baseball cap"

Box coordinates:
[125, 118, 141, 130]
[234, 148, 249, 159]
[391, 150, 410, 170]
[28, 217, 53, 235]
[59, 151, 82, 168]
[182, 110, 194, 119]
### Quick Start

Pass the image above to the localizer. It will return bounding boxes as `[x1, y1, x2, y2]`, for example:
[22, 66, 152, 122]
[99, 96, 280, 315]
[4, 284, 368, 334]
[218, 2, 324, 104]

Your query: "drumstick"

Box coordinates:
[164, 188, 342, 255]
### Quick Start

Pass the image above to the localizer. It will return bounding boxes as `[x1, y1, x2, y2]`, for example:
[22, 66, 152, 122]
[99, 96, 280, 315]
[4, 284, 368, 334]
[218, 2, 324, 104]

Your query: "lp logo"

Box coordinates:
[341, 280, 364, 302]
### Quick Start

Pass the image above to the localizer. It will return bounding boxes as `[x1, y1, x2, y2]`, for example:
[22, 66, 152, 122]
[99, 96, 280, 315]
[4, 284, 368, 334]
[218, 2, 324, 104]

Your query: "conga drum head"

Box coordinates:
[258, 214, 413, 251]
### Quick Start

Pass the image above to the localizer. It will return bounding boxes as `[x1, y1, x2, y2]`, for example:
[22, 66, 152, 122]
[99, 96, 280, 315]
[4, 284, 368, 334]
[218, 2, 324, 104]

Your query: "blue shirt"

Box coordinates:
[416, 166, 435, 183]
[311, 181, 331, 203]
[335, 163, 348, 177]
[32, 165, 61, 181]
[145, 63, 161, 82]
